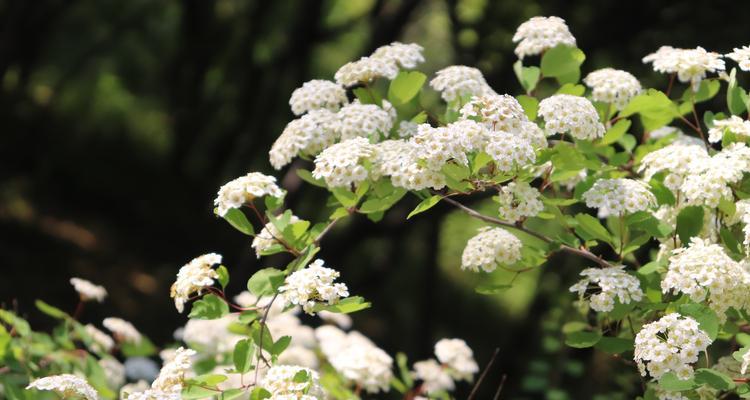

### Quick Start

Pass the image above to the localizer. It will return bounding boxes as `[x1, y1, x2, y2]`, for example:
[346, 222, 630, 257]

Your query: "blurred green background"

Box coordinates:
[2, 0, 749, 398]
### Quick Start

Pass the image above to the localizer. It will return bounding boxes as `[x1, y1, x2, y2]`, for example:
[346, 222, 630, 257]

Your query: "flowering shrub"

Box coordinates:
[6, 14, 750, 400]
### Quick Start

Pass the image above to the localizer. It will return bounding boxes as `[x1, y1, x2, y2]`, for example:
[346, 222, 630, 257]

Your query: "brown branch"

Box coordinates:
[467, 348, 500, 400]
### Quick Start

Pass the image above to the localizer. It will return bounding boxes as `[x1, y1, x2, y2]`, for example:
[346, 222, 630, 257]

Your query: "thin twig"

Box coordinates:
[492, 374, 508, 400]
[467, 348, 500, 400]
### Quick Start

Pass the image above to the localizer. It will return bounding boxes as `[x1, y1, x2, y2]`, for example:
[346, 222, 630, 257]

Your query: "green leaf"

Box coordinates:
[658, 372, 697, 391]
[271, 336, 292, 356]
[513, 61, 541, 93]
[216, 265, 230, 290]
[594, 337, 633, 354]
[251, 323, 274, 353]
[676, 206, 704, 244]
[555, 83, 586, 96]
[599, 119, 631, 145]
[407, 195, 441, 219]
[720, 227, 742, 255]
[189, 294, 229, 320]
[247, 268, 285, 297]
[188, 374, 228, 387]
[396, 352, 414, 387]
[540, 45, 586, 84]
[388, 71, 426, 105]
[475, 284, 513, 295]
[626, 211, 672, 238]
[352, 87, 379, 105]
[182, 386, 222, 399]
[683, 79, 720, 103]
[221, 389, 246, 400]
[620, 89, 678, 131]
[728, 68, 748, 116]
[249, 388, 272, 400]
[574, 213, 613, 244]
[221, 208, 255, 236]
[120, 336, 157, 357]
[296, 169, 326, 188]
[331, 187, 358, 208]
[564, 330, 602, 348]
[311, 296, 371, 314]
[35, 300, 68, 319]
[679, 303, 719, 340]
[695, 368, 735, 390]
[649, 180, 676, 206]
[233, 339, 254, 373]
[516, 95, 539, 120]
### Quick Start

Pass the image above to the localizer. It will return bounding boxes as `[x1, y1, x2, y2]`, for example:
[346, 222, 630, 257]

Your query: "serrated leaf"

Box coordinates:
[247, 268, 285, 297]
[388, 71, 426, 105]
[540, 45, 585, 84]
[189, 294, 229, 320]
[513, 61, 541, 93]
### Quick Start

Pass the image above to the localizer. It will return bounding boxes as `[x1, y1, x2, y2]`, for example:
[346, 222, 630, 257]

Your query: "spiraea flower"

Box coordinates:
[70, 277, 107, 302]
[372, 139, 445, 191]
[638, 142, 709, 191]
[103, 317, 142, 344]
[569, 265, 643, 312]
[270, 109, 340, 169]
[434, 338, 479, 381]
[708, 115, 750, 143]
[84, 324, 115, 353]
[336, 100, 395, 140]
[727, 45, 750, 71]
[289, 79, 348, 115]
[582, 178, 656, 216]
[662, 237, 750, 319]
[497, 182, 543, 222]
[413, 359, 455, 393]
[397, 120, 419, 138]
[371, 42, 425, 69]
[261, 365, 325, 398]
[484, 131, 536, 172]
[512, 16, 576, 59]
[312, 137, 375, 188]
[680, 143, 750, 207]
[316, 326, 394, 394]
[538, 94, 605, 140]
[409, 121, 484, 171]
[27, 374, 99, 400]
[642, 46, 725, 91]
[252, 215, 300, 258]
[459, 94, 528, 133]
[214, 172, 285, 216]
[279, 259, 349, 314]
[634, 313, 711, 380]
[335, 56, 399, 87]
[170, 253, 221, 313]
[461, 227, 523, 273]
[430, 66, 495, 103]
[583, 68, 642, 109]
[125, 347, 196, 400]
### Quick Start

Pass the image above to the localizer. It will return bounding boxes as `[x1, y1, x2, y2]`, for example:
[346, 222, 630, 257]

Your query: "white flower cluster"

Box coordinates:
[316, 325, 394, 393]
[336, 100, 395, 140]
[680, 143, 750, 207]
[485, 131, 537, 172]
[652, 205, 718, 260]
[100, 357, 125, 389]
[270, 109, 339, 169]
[372, 139, 446, 190]
[461, 227, 523, 273]
[70, 277, 107, 302]
[370, 42, 426, 69]
[634, 313, 711, 380]
[413, 359, 455, 393]
[181, 315, 242, 355]
[642, 46, 725, 91]
[430, 65, 495, 103]
[727, 45, 750, 71]
[289, 79, 348, 116]
[103, 317, 142, 344]
[538, 94, 605, 140]
[512, 16, 576, 59]
[27, 374, 99, 400]
[126, 347, 197, 400]
[397, 120, 419, 138]
[312, 137, 375, 188]
[252, 215, 300, 258]
[460, 94, 528, 132]
[335, 42, 423, 87]
[261, 365, 325, 399]
[434, 338, 479, 381]
[279, 259, 350, 314]
[85, 324, 115, 353]
[214, 172, 285, 216]
[170, 253, 221, 313]
[410, 120, 483, 170]
[662, 237, 750, 319]
[638, 142, 709, 191]
[708, 115, 750, 143]
[583, 178, 656, 216]
[569, 265, 643, 312]
[497, 181, 543, 222]
[583, 68, 642, 110]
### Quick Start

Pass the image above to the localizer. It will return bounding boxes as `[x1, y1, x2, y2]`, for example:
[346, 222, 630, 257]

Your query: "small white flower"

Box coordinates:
[638, 142, 709, 191]
[497, 182, 543, 222]
[434, 338, 479, 381]
[372, 139, 446, 191]
[312, 137, 376, 188]
[289, 79, 348, 115]
[27, 374, 99, 400]
[461, 227, 523, 273]
[430, 65, 495, 103]
[279, 259, 350, 314]
[70, 277, 107, 302]
[261, 365, 325, 398]
[170, 253, 221, 313]
[727, 45, 750, 71]
[538, 94, 605, 140]
[335, 56, 399, 87]
[214, 172, 285, 216]
[336, 100, 395, 140]
[270, 109, 340, 169]
[583, 178, 656, 217]
[643, 46, 725, 91]
[84, 324, 115, 353]
[634, 313, 711, 380]
[569, 265, 643, 312]
[413, 359, 455, 393]
[512, 16, 576, 59]
[583, 68, 642, 110]
[371, 42, 425, 69]
[252, 215, 300, 258]
[708, 115, 750, 143]
[103, 317, 142, 344]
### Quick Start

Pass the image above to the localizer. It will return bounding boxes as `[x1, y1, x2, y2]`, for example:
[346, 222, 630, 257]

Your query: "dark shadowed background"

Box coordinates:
[2, 1, 749, 398]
